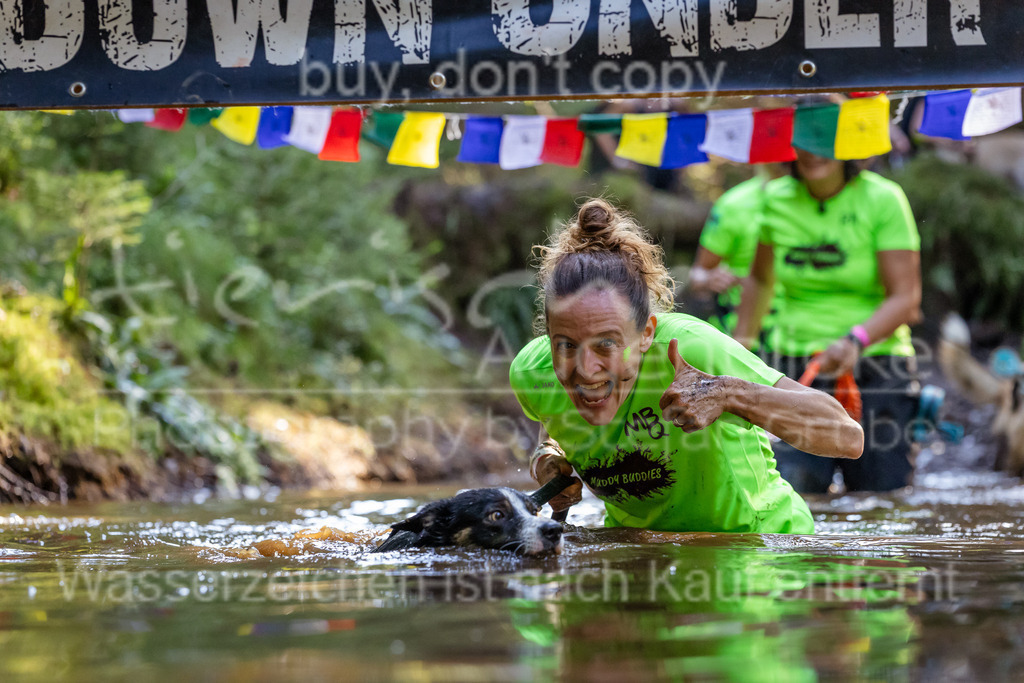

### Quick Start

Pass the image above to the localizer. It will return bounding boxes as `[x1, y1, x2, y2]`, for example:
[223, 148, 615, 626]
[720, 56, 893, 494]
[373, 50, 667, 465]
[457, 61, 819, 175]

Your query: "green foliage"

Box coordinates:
[0, 110, 469, 489]
[481, 284, 539, 354]
[18, 169, 150, 315]
[70, 121, 467, 400]
[0, 113, 152, 314]
[74, 312, 273, 487]
[0, 111, 464, 387]
[0, 294, 132, 455]
[888, 155, 1024, 330]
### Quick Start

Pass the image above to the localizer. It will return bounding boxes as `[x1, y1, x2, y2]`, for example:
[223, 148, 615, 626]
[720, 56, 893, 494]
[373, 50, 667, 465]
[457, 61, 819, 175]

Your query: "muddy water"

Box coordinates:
[1, 470, 1023, 681]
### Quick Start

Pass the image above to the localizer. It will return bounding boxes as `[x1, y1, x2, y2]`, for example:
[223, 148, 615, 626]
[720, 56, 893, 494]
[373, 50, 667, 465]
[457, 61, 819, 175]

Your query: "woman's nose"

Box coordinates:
[577, 345, 602, 376]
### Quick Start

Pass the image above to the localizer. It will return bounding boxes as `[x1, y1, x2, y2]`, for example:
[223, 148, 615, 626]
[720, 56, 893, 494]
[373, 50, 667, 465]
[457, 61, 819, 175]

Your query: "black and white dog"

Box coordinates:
[374, 486, 565, 555]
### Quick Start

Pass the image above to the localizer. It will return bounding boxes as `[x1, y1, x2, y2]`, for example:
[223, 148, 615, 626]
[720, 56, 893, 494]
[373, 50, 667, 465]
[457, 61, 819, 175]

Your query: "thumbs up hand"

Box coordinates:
[659, 338, 727, 433]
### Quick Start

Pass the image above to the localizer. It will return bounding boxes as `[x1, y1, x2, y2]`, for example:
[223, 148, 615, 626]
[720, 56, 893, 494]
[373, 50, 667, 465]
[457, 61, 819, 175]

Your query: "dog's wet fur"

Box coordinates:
[378, 487, 564, 555]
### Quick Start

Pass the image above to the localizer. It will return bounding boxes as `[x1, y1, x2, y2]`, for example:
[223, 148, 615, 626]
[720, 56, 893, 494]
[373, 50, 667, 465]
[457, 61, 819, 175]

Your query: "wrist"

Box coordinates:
[718, 375, 751, 417]
[529, 440, 564, 481]
[848, 325, 870, 349]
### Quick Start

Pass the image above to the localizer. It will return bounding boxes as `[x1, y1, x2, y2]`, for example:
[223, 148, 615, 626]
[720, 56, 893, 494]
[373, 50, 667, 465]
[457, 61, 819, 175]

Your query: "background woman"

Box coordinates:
[687, 167, 782, 339]
[734, 147, 922, 493]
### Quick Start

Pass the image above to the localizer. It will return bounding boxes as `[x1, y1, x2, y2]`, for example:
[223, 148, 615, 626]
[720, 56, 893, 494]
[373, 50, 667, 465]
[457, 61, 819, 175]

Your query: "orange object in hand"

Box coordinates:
[798, 359, 821, 386]
[798, 357, 863, 422]
[833, 373, 863, 422]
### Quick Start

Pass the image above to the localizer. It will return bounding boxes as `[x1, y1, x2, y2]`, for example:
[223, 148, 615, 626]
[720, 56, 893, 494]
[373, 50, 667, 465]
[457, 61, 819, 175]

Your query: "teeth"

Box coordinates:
[577, 380, 611, 406]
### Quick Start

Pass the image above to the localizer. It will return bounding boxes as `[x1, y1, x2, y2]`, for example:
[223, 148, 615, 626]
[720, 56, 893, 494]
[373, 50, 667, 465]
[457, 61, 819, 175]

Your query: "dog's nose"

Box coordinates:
[541, 520, 562, 543]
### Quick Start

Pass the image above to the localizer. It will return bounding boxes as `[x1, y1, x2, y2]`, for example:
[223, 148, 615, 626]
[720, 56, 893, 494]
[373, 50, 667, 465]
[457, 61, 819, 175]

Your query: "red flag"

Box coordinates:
[146, 108, 187, 132]
[318, 109, 362, 162]
[748, 108, 796, 163]
[539, 118, 585, 167]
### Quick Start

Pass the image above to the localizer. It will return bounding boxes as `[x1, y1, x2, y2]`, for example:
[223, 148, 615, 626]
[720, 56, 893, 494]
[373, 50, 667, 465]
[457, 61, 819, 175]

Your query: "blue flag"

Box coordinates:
[661, 114, 709, 168]
[457, 117, 504, 164]
[257, 107, 295, 149]
[918, 90, 971, 140]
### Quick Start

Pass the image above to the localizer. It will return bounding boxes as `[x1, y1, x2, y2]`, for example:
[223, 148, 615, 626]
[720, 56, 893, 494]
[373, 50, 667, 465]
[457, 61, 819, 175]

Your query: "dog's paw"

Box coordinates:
[941, 313, 971, 348]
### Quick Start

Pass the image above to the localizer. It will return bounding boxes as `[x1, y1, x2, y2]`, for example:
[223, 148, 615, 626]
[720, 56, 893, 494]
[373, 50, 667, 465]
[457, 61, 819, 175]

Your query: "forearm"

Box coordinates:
[722, 376, 864, 458]
[734, 243, 774, 347]
[857, 249, 922, 347]
[733, 275, 771, 348]
[856, 292, 921, 346]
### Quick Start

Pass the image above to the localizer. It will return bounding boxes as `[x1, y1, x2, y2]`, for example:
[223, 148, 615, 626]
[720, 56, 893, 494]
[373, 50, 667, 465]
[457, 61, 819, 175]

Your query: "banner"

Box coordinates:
[0, 1, 1013, 109]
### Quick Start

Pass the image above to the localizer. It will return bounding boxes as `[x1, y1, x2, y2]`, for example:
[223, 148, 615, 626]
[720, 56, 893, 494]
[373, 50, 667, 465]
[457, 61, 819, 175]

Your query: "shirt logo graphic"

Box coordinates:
[783, 243, 847, 270]
[579, 445, 675, 502]
[623, 406, 667, 439]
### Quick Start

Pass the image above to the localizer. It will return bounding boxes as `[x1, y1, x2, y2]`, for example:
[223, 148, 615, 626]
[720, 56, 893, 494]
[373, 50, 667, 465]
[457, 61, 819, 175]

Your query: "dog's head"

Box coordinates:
[385, 487, 563, 555]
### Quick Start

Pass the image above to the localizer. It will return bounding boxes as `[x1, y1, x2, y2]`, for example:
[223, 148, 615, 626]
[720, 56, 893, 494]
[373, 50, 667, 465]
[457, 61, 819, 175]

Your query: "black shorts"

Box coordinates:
[766, 354, 920, 493]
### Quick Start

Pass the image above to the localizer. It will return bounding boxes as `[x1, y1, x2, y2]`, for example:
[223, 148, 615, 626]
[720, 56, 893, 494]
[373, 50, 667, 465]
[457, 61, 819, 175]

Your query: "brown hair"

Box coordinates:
[536, 198, 674, 332]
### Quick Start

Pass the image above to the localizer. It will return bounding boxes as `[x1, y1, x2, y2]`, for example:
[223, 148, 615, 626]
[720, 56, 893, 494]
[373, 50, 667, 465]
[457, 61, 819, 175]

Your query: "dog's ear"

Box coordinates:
[373, 500, 455, 553]
[390, 500, 450, 534]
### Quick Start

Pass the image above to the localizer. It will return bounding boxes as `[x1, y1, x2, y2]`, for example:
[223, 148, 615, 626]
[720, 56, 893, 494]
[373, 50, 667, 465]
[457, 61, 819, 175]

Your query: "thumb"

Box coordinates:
[667, 338, 692, 373]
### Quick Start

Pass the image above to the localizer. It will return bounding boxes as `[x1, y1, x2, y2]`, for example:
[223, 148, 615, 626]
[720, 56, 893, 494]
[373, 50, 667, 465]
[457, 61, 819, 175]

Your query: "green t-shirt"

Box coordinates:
[701, 177, 767, 281]
[699, 177, 777, 338]
[510, 313, 814, 534]
[760, 171, 919, 357]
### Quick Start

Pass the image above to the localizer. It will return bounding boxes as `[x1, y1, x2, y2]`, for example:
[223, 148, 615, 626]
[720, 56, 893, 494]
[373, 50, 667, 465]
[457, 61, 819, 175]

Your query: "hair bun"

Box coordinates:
[577, 199, 615, 236]
[534, 196, 676, 329]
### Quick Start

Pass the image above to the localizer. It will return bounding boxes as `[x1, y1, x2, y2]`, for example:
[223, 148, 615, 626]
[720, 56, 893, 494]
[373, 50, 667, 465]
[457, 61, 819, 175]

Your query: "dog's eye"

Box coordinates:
[487, 510, 505, 522]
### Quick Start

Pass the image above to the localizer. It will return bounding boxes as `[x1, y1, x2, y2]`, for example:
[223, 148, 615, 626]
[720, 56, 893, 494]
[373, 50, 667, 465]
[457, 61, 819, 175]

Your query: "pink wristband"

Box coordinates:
[850, 325, 871, 348]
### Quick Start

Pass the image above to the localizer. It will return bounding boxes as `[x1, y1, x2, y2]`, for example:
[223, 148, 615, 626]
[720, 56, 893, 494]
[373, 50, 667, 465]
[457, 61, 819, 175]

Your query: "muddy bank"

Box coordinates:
[0, 401, 523, 505]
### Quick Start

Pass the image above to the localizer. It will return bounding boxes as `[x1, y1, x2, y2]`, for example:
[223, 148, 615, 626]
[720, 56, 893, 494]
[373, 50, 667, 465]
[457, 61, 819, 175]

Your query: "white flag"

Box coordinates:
[284, 106, 333, 153]
[962, 88, 1023, 137]
[117, 108, 155, 123]
[499, 116, 546, 170]
[699, 109, 754, 162]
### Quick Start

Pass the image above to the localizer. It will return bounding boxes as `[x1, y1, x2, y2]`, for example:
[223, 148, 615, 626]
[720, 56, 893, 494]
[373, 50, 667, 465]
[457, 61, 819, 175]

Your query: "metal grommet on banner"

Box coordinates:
[797, 60, 817, 78]
[68, 82, 87, 97]
[428, 72, 447, 90]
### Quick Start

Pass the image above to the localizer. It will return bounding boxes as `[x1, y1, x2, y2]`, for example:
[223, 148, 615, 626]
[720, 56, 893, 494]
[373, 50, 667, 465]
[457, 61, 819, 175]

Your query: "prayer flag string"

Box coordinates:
[92, 89, 1023, 169]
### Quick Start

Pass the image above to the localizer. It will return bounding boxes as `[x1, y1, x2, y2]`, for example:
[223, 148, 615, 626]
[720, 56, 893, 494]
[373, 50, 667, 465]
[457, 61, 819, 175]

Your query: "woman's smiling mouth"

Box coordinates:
[576, 380, 613, 405]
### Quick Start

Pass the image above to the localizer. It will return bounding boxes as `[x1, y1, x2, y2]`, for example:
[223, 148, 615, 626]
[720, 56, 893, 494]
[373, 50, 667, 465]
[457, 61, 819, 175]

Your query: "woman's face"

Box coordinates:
[546, 287, 656, 426]
[794, 147, 844, 183]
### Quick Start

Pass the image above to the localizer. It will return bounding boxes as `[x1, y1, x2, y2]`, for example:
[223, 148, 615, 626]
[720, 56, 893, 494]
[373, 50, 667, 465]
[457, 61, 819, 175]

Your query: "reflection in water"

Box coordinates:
[0, 477, 1022, 680]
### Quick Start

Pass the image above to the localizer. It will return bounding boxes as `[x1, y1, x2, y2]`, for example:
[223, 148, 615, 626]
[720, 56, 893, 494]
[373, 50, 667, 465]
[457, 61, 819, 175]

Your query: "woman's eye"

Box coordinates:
[487, 510, 504, 522]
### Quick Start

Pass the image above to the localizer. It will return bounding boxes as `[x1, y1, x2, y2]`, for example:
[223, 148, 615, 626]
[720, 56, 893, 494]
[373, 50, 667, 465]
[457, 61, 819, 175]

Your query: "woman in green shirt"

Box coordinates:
[733, 147, 923, 493]
[512, 198, 861, 533]
[688, 165, 786, 339]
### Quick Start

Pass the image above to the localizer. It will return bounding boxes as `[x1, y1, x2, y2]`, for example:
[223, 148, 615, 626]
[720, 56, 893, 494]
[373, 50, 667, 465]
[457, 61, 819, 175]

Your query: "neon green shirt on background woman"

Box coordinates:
[761, 171, 919, 358]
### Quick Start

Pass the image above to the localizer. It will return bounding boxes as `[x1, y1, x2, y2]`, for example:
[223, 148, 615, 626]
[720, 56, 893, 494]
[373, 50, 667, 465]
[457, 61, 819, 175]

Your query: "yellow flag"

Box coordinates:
[615, 113, 669, 167]
[211, 107, 261, 145]
[387, 112, 446, 168]
[40, 109, 74, 115]
[834, 95, 892, 160]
